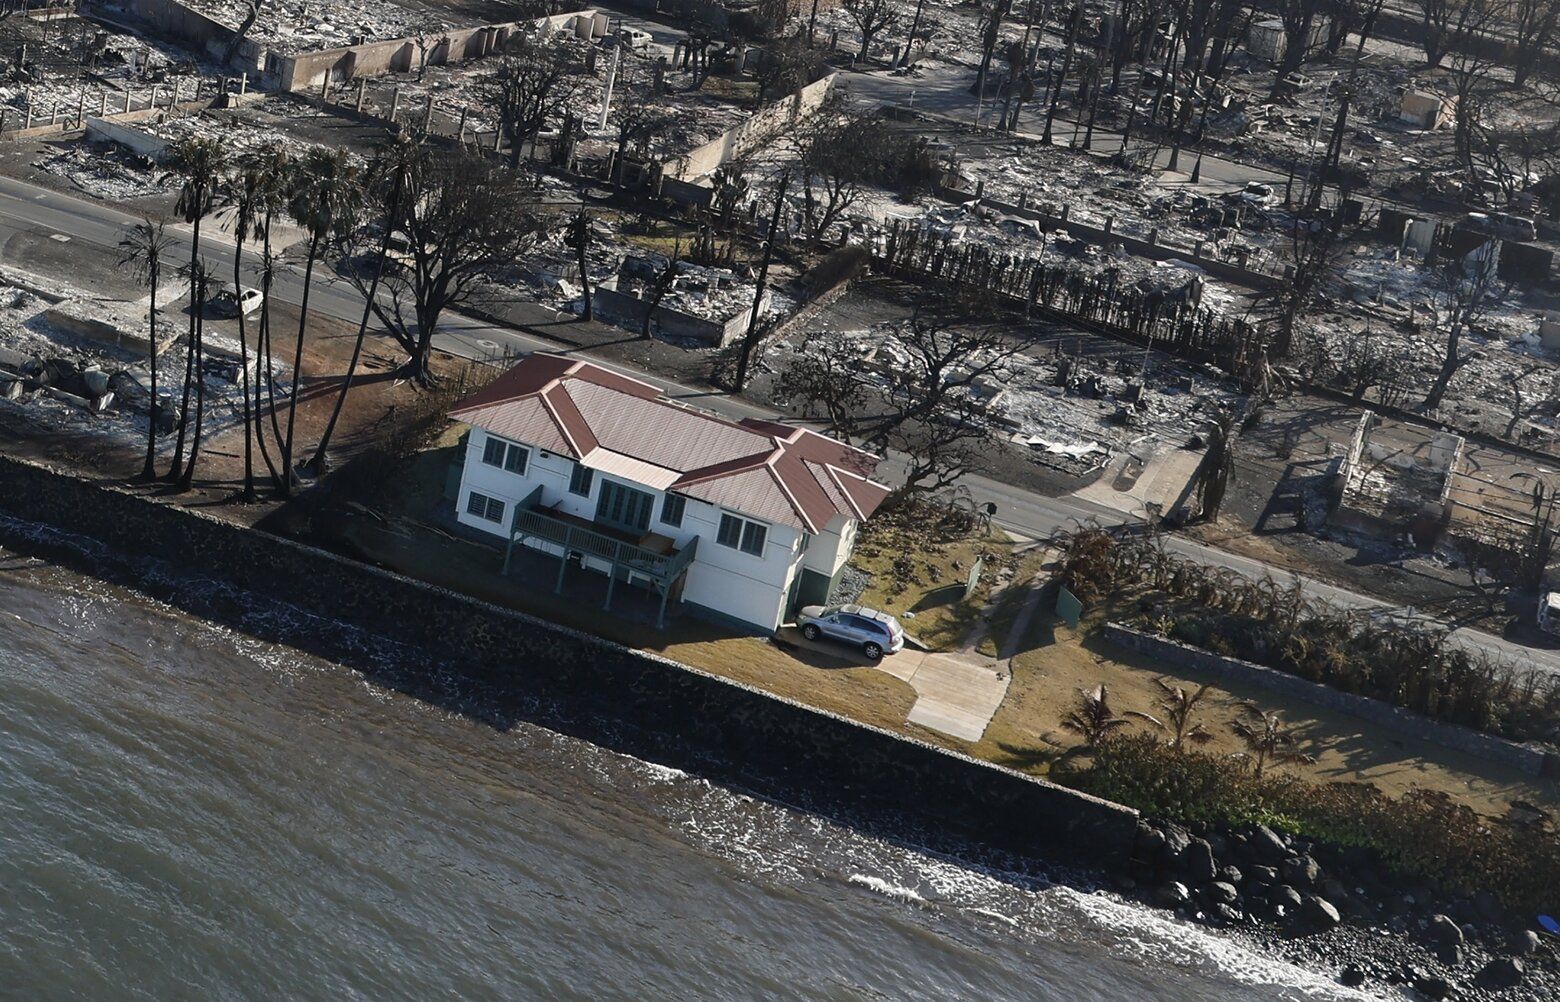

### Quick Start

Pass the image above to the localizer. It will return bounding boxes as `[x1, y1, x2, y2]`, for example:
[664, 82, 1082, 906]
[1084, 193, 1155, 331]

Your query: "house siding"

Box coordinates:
[454, 427, 814, 632]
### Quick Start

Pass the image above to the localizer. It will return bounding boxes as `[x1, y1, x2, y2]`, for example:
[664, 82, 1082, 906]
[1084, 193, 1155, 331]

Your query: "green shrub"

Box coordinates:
[1056, 526, 1560, 744]
[1067, 735, 1560, 914]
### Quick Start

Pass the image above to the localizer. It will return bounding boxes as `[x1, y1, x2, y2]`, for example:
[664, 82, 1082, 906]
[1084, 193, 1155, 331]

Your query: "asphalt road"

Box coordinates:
[0, 172, 1555, 677]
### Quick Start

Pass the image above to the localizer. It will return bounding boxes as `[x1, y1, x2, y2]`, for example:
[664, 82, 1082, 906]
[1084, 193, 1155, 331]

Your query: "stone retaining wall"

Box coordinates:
[0, 452, 1139, 863]
[1104, 622, 1556, 777]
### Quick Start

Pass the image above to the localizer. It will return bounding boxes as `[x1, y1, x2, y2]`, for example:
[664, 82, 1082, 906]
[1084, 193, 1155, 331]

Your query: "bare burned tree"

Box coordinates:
[1259, 213, 1347, 358]
[792, 93, 883, 240]
[608, 61, 674, 185]
[1504, 364, 1551, 438]
[974, 0, 1012, 112]
[640, 246, 681, 340]
[563, 209, 594, 321]
[1510, 0, 1560, 87]
[488, 28, 584, 167]
[1041, 3, 1083, 144]
[752, 30, 821, 103]
[1333, 328, 1410, 403]
[1448, 43, 1499, 186]
[1415, 0, 1495, 68]
[772, 296, 1025, 497]
[842, 0, 900, 61]
[1272, 0, 1324, 94]
[1321, 0, 1387, 186]
[336, 145, 551, 386]
[1421, 242, 1504, 411]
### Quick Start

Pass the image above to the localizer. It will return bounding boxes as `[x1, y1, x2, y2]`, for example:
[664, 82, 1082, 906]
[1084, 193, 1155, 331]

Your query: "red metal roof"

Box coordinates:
[449, 353, 890, 532]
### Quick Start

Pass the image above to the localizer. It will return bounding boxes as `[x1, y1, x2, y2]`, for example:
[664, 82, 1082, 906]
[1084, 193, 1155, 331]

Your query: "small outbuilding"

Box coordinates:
[1399, 90, 1456, 130]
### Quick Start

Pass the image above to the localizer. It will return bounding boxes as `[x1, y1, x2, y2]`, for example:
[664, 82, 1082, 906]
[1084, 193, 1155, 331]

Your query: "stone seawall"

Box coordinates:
[1104, 622, 1556, 777]
[0, 453, 1138, 863]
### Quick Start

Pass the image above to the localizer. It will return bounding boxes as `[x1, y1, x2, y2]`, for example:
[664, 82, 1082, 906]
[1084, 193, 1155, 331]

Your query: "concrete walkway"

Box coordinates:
[1073, 443, 1205, 519]
[779, 628, 1008, 741]
[874, 649, 1009, 742]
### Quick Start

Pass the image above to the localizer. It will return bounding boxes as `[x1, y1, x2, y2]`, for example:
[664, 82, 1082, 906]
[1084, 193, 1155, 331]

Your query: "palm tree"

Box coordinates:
[1061, 685, 1130, 746]
[306, 134, 417, 475]
[247, 148, 291, 490]
[1230, 707, 1315, 778]
[280, 147, 362, 495]
[220, 160, 265, 500]
[162, 137, 229, 488]
[1128, 678, 1215, 752]
[178, 259, 216, 491]
[117, 217, 172, 482]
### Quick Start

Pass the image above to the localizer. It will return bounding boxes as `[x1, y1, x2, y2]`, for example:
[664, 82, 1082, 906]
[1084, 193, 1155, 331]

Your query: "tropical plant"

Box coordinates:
[162, 136, 229, 488]
[116, 217, 172, 483]
[220, 161, 265, 499]
[280, 147, 363, 495]
[1127, 678, 1215, 752]
[178, 259, 217, 491]
[242, 147, 292, 491]
[1070, 734, 1559, 915]
[1230, 706, 1315, 778]
[1061, 685, 1130, 746]
[307, 134, 417, 475]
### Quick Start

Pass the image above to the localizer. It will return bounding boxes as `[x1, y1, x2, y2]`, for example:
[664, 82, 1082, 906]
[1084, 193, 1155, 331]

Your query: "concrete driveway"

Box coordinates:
[778, 628, 1009, 742]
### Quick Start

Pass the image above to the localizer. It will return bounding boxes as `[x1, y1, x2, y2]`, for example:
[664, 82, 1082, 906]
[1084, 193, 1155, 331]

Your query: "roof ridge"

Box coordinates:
[539, 383, 582, 456]
[764, 451, 818, 534]
[816, 460, 865, 521]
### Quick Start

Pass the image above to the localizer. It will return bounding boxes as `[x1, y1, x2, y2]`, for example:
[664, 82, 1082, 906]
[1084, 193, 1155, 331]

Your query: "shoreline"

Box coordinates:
[0, 457, 1554, 998]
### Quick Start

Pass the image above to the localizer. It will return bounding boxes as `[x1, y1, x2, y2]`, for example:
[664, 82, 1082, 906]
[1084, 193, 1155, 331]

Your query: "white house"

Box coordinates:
[448, 353, 891, 632]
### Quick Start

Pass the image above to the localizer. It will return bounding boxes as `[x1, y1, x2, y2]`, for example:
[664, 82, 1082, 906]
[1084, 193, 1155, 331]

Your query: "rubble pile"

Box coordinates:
[39, 144, 172, 202]
[137, 97, 342, 160]
[0, 278, 283, 444]
[775, 314, 1236, 474]
[0, 21, 221, 119]
[809, 0, 1011, 69]
[1296, 249, 1560, 443]
[354, 47, 753, 163]
[161, 0, 482, 54]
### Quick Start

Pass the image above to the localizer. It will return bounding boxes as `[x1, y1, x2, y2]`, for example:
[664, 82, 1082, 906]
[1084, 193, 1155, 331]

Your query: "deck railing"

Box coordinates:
[502, 486, 697, 628]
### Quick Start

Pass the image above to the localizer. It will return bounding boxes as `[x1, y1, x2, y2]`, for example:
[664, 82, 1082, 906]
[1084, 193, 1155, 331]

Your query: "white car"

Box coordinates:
[619, 27, 652, 53]
[797, 603, 906, 661]
[1239, 181, 1277, 207]
[209, 285, 263, 318]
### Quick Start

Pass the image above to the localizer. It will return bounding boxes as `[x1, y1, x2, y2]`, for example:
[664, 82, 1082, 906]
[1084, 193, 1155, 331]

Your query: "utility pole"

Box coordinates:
[735, 171, 789, 391]
[597, 41, 621, 132]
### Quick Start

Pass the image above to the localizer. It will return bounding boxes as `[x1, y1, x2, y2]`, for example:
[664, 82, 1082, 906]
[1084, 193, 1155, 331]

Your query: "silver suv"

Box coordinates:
[797, 604, 905, 661]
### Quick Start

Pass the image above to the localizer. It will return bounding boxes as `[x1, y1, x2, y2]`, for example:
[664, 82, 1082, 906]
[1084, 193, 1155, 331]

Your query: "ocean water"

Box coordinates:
[0, 534, 1376, 1000]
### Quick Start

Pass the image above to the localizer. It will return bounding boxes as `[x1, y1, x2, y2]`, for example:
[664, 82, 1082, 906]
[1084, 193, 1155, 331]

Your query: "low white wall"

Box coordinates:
[662, 73, 837, 183]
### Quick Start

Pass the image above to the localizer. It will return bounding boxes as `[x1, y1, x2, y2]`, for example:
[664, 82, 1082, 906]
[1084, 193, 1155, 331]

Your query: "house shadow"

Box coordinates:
[912, 583, 966, 614]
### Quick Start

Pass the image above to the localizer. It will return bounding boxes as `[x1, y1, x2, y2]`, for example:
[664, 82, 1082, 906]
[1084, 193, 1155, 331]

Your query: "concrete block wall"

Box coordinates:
[0, 452, 1141, 865]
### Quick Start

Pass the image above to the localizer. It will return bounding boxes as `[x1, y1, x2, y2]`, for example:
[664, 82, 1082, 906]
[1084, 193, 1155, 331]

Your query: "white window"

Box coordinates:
[717, 513, 767, 556]
[481, 435, 529, 475]
[466, 491, 505, 524]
